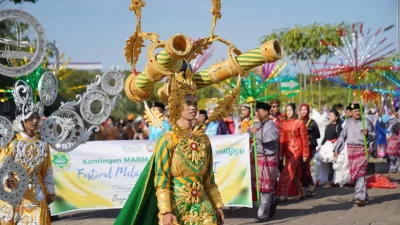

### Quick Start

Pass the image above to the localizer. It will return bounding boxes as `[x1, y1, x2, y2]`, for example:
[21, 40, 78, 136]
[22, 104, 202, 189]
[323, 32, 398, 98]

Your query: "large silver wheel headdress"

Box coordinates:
[0, 9, 46, 77]
[0, 157, 29, 206]
[40, 67, 124, 152]
[12, 80, 44, 132]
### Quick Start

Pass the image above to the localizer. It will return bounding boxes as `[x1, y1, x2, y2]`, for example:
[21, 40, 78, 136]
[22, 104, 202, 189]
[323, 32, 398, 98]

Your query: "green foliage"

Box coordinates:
[261, 22, 350, 61]
[0, 0, 42, 90]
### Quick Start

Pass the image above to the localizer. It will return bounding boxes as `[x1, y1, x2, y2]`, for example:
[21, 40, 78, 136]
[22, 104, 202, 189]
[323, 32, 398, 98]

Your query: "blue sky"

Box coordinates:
[4, 0, 398, 72]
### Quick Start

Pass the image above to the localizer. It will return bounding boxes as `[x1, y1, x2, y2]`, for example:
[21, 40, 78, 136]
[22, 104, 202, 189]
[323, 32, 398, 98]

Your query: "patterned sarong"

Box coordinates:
[386, 132, 400, 157]
[251, 153, 279, 194]
[347, 144, 368, 182]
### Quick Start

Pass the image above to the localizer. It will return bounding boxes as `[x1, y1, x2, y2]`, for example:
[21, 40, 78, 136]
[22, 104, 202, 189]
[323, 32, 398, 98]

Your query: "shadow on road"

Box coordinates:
[222, 187, 400, 223]
[56, 209, 120, 221]
[53, 187, 399, 223]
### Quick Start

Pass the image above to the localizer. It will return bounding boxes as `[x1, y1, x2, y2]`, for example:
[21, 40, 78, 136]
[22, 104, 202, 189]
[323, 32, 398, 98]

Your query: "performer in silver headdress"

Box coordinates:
[0, 80, 55, 225]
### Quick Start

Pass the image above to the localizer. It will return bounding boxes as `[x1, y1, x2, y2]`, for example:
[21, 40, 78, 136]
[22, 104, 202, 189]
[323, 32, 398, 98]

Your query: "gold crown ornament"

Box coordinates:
[166, 64, 198, 126]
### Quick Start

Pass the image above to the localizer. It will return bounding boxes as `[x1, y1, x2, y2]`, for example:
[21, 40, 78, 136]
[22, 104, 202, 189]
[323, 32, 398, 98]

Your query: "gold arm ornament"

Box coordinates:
[206, 186, 224, 209]
[155, 189, 172, 215]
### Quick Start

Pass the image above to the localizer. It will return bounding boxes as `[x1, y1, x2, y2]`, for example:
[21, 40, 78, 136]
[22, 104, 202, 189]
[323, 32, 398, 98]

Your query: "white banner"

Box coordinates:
[50, 134, 252, 215]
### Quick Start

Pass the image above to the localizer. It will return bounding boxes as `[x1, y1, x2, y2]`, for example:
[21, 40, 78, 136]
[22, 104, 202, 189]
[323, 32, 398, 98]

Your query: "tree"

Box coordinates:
[261, 23, 350, 107]
[0, 0, 39, 86]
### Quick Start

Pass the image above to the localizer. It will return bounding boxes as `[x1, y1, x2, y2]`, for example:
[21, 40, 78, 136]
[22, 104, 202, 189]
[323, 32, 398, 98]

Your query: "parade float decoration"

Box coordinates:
[312, 23, 400, 159]
[0, 9, 124, 211]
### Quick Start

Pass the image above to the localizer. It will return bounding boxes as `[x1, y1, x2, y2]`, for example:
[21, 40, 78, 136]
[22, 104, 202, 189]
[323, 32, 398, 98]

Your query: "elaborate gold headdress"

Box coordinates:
[166, 64, 198, 126]
[124, 0, 284, 129]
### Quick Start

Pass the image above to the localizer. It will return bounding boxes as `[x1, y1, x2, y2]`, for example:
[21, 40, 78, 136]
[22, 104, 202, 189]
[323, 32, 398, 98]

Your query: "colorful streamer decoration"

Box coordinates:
[382, 71, 400, 87]
[394, 87, 400, 109]
[254, 62, 296, 82]
[353, 89, 380, 104]
[327, 77, 381, 90]
[228, 62, 298, 104]
[191, 43, 215, 73]
[372, 88, 399, 95]
[312, 23, 400, 83]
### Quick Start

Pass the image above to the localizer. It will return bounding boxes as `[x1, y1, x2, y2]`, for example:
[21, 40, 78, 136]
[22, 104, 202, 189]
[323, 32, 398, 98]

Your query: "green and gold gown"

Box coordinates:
[115, 127, 224, 225]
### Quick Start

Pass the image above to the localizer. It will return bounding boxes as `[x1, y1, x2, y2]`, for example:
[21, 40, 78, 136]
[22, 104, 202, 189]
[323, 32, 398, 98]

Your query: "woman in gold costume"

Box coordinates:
[0, 81, 55, 225]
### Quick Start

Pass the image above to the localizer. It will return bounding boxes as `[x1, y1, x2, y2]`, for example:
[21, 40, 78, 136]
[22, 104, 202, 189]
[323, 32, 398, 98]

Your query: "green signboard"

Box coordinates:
[280, 78, 299, 98]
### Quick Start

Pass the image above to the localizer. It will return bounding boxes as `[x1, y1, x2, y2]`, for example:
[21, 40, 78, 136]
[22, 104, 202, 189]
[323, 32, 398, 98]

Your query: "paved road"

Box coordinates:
[53, 173, 400, 225]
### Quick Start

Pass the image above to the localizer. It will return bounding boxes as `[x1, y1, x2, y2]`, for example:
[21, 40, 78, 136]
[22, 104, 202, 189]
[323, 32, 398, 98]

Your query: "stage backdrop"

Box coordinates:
[50, 134, 252, 215]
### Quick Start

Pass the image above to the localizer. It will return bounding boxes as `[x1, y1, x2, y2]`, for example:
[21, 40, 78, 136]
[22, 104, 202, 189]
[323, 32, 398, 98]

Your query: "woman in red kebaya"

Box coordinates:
[276, 103, 310, 201]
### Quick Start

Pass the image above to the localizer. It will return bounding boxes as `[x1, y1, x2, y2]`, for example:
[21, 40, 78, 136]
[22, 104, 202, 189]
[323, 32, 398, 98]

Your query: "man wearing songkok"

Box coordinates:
[250, 101, 280, 223]
[333, 103, 376, 206]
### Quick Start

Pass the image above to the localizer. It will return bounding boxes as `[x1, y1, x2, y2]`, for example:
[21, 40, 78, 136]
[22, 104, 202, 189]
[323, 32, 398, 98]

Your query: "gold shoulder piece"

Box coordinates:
[163, 131, 177, 149]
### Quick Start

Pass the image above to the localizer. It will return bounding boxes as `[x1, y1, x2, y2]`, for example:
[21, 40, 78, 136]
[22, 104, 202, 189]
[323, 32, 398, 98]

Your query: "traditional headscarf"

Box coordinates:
[299, 103, 310, 121]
